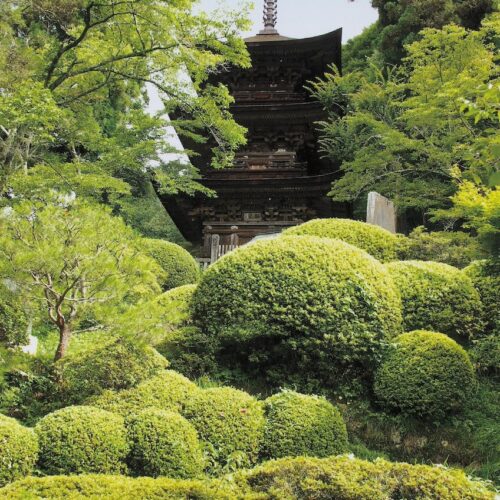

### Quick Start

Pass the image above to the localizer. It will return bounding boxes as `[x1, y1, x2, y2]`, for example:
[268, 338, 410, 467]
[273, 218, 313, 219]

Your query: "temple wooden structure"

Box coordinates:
[159, 1, 348, 257]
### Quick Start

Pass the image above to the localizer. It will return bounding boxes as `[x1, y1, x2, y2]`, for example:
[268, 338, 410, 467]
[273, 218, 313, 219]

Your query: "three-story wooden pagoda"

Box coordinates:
[159, 0, 347, 257]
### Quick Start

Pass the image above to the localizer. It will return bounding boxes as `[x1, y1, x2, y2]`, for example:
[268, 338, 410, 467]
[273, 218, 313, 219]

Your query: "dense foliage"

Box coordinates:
[142, 239, 200, 291]
[0, 415, 38, 487]
[193, 236, 402, 390]
[386, 260, 483, 339]
[35, 406, 129, 475]
[182, 387, 265, 470]
[284, 218, 399, 261]
[57, 338, 168, 404]
[90, 371, 199, 417]
[262, 390, 348, 459]
[374, 331, 476, 419]
[127, 409, 205, 479]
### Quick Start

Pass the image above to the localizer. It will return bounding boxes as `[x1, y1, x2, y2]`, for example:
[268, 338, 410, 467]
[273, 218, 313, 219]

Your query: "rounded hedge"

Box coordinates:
[127, 409, 204, 478]
[464, 260, 499, 335]
[284, 218, 400, 262]
[90, 370, 199, 417]
[182, 387, 265, 468]
[374, 331, 476, 419]
[154, 284, 197, 330]
[237, 456, 494, 500]
[142, 238, 200, 291]
[58, 338, 168, 404]
[0, 475, 240, 499]
[262, 390, 348, 459]
[193, 236, 402, 387]
[386, 260, 483, 339]
[35, 406, 129, 474]
[0, 414, 38, 486]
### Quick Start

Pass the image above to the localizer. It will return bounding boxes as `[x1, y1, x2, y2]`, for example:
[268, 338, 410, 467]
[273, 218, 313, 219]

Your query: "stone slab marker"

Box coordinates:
[367, 192, 397, 234]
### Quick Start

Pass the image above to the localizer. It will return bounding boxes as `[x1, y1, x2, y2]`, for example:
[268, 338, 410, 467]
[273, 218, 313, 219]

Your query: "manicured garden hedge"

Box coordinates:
[236, 456, 494, 500]
[386, 260, 483, 339]
[89, 370, 199, 417]
[0, 475, 239, 499]
[182, 387, 265, 469]
[284, 218, 400, 261]
[374, 331, 476, 419]
[193, 236, 402, 389]
[262, 390, 348, 459]
[127, 409, 204, 478]
[57, 338, 168, 404]
[35, 406, 129, 474]
[0, 415, 38, 486]
[142, 238, 200, 291]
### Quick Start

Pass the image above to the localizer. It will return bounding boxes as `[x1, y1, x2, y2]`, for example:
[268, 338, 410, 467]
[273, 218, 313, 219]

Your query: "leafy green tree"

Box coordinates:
[0, 0, 251, 198]
[312, 15, 499, 222]
[0, 200, 161, 360]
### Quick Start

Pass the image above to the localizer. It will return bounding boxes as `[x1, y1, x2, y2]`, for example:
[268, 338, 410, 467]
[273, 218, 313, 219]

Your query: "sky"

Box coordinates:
[199, 0, 378, 41]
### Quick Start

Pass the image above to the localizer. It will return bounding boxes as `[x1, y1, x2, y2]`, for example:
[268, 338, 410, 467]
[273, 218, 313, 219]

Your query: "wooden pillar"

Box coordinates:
[210, 234, 220, 264]
[230, 226, 239, 248]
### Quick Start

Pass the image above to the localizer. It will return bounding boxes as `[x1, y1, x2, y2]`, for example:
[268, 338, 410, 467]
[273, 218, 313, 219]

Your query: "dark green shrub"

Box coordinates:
[374, 331, 476, 419]
[0, 475, 240, 499]
[57, 338, 168, 404]
[262, 390, 348, 459]
[89, 370, 199, 417]
[464, 260, 499, 335]
[193, 236, 402, 390]
[284, 218, 400, 261]
[127, 409, 205, 478]
[0, 414, 38, 486]
[182, 387, 265, 469]
[470, 335, 500, 377]
[157, 326, 218, 380]
[386, 260, 483, 339]
[35, 406, 129, 474]
[142, 238, 200, 291]
[237, 456, 494, 500]
[398, 226, 484, 268]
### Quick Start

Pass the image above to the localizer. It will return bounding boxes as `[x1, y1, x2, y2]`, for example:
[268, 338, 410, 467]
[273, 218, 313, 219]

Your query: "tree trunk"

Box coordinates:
[54, 323, 71, 361]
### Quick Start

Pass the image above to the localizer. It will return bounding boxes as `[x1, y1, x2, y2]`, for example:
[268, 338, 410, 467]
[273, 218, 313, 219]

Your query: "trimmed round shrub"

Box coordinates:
[0, 475, 240, 499]
[470, 335, 500, 377]
[237, 456, 494, 500]
[464, 260, 499, 335]
[127, 409, 204, 478]
[386, 260, 484, 339]
[193, 236, 402, 388]
[89, 370, 199, 417]
[143, 238, 200, 291]
[35, 406, 129, 474]
[284, 218, 400, 261]
[57, 338, 168, 404]
[182, 387, 265, 468]
[154, 284, 197, 329]
[262, 390, 348, 459]
[374, 331, 476, 419]
[0, 414, 38, 486]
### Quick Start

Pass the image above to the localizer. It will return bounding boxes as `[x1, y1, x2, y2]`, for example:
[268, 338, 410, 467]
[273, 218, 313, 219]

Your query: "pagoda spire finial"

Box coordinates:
[259, 0, 278, 35]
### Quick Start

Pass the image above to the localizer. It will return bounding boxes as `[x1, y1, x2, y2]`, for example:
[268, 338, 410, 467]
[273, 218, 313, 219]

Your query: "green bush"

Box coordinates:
[470, 335, 500, 377]
[464, 260, 499, 335]
[0, 475, 240, 499]
[386, 260, 483, 339]
[182, 387, 265, 469]
[89, 370, 199, 417]
[35, 406, 129, 474]
[236, 456, 494, 500]
[374, 331, 476, 419]
[127, 409, 205, 478]
[284, 218, 400, 261]
[193, 236, 402, 390]
[262, 390, 348, 459]
[142, 238, 200, 291]
[57, 338, 168, 404]
[0, 295, 29, 347]
[0, 414, 38, 486]
[154, 284, 196, 328]
[398, 226, 484, 268]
